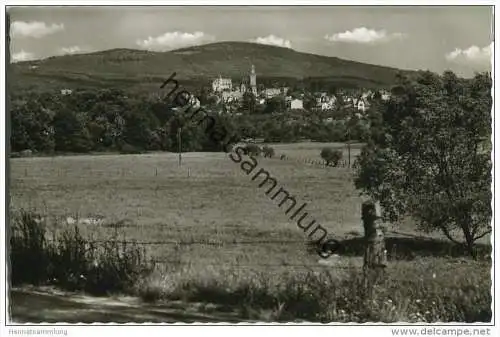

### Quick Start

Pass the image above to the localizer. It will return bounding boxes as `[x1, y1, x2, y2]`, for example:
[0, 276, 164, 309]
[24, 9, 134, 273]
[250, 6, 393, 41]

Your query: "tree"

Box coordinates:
[241, 92, 256, 114]
[11, 97, 55, 153]
[320, 147, 343, 167]
[52, 109, 92, 153]
[262, 145, 275, 158]
[355, 71, 492, 258]
[264, 96, 285, 114]
[245, 144, 261, 157]
[303, 94, 316, 111]
[122, 104, 155, 150]
[164, 110, 202, 152]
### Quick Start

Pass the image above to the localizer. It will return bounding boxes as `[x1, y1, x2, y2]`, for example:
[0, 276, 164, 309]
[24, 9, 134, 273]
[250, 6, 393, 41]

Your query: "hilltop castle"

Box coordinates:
[212, 65, 257, 100]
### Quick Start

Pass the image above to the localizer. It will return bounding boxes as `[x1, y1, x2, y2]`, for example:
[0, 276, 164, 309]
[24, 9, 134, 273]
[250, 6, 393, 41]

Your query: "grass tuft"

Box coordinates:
[10, 210, 154, 296]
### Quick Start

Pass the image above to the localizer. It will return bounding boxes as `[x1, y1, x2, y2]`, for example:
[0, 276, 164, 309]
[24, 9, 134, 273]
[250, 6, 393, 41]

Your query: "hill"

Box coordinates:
[9, 41, 413, 93]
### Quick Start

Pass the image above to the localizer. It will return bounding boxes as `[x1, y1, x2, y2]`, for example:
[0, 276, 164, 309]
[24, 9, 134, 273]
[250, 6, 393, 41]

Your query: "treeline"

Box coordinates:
[10, 89, 234, 154]
[9, 88, 374, 155]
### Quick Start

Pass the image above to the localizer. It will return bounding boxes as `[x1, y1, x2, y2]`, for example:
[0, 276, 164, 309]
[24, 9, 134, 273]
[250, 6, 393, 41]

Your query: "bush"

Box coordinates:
[262, 145, 275, 158]
[245, 144, 261, 157]
[10, 210, 153, 295]
[320, 147, 343, 167]
[10, 211, 52, 285]
[224, 142, 234, 153]
[148, 262, 491, 322]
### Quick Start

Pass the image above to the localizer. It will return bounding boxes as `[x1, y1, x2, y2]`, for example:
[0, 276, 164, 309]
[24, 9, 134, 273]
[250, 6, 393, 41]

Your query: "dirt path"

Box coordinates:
[9, 287, 243, 323]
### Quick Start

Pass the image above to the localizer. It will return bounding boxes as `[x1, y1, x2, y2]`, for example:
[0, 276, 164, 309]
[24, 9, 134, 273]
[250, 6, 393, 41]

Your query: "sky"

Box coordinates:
[8, 6, 494, 77]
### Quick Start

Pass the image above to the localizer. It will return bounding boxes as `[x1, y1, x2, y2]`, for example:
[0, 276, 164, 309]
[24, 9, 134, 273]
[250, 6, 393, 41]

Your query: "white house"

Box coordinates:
[222, 90, 243, 103]
[61, 89, 72, 95]
[316, 94, 337, 110]
[290, 99, 303, 110]
[356, 98, 370, 112]
[380, 90, 391, 101]
[188, 95, 201, 109]
[321, 102, 333, 110]
[264, 88, 281, 99]
[362, 90, 374, 100]
[344, 96, 354, 105]
[212, 76, 232, 92]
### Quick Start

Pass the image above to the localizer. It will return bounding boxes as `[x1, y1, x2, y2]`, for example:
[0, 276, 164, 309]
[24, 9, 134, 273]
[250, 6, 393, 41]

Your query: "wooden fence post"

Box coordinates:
[361, 200, 387, 295]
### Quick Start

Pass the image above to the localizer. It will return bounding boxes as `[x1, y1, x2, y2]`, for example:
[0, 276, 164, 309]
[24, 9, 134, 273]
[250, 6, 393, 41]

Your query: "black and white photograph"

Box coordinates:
[1, 1, 496, 331]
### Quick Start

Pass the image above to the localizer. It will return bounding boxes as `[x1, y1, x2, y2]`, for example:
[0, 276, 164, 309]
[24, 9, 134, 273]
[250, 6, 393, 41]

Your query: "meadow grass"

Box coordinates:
[269, 141, 363, 161]
[10, 147, 366, 265]
[9, 143, 492, 322]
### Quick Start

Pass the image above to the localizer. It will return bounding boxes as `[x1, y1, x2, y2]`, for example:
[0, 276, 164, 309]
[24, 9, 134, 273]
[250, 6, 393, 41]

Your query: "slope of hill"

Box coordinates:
[10, 41, 412, 93]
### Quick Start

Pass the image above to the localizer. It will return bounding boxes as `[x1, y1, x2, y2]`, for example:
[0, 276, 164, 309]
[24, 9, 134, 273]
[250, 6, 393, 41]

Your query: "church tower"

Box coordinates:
[250, 64, 257, 96]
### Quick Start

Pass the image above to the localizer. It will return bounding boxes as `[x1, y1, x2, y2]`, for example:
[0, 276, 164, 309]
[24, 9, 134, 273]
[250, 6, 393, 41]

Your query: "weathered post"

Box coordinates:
[177, 127, 182, 167]
[361, 199, 387, 294]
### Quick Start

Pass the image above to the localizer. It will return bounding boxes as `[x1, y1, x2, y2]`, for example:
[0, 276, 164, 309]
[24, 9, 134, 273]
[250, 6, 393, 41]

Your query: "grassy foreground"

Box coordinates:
[9, 145, 492, 322]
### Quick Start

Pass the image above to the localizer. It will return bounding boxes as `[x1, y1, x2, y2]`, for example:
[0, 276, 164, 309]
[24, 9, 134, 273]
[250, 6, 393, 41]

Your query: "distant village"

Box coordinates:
[208, 64, 392, 115]
[57, 64, 393, 119]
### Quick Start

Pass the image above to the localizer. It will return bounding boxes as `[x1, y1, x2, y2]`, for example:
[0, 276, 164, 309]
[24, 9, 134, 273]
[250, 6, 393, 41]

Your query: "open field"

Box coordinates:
[10, 145, 365, 270]
[268, 142, 363, 163]
[9, 143, 492, 322]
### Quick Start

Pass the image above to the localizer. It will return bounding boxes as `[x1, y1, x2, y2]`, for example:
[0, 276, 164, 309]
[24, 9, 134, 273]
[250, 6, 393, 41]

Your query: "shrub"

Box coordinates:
[10, 210, 153, 295]
[10, 210, 52, 285]
[245, 144, 261, 157]
[320, 147, 343, 167]
[85, 234, 151, 295]
[151, 262, 491, 323]
[262, 146, 275, 158]
[224, 142, 234, 153]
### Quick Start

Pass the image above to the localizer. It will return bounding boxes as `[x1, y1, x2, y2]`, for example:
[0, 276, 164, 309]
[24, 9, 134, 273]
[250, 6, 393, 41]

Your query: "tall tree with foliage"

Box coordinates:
[11, 97, 56, 153]
[52, 108, 92, 153]
[355, 71, 492, 258]
[264, 96, 286, 114]
[241, 91, 256, 114]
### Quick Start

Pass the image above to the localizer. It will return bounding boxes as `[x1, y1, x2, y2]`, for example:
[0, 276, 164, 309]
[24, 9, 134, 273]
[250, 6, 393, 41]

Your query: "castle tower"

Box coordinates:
[250, 64, 257, 96]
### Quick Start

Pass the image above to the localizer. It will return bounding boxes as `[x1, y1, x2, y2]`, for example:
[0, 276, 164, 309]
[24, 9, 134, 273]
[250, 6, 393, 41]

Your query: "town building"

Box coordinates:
[212, 76, 232, 92]
[380, 90, 391, 101]
[264, 88, 281, 99]
[61, 89, 72, 95]
[316, 93, 337, 110]
[222, 90, 244, 103]
[212, 65, 258, 104]
[362, 90, 374, 100]
[290, 98, 304, 110]
[187, 95, 201, 109]
[355, 97, 370, 112]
